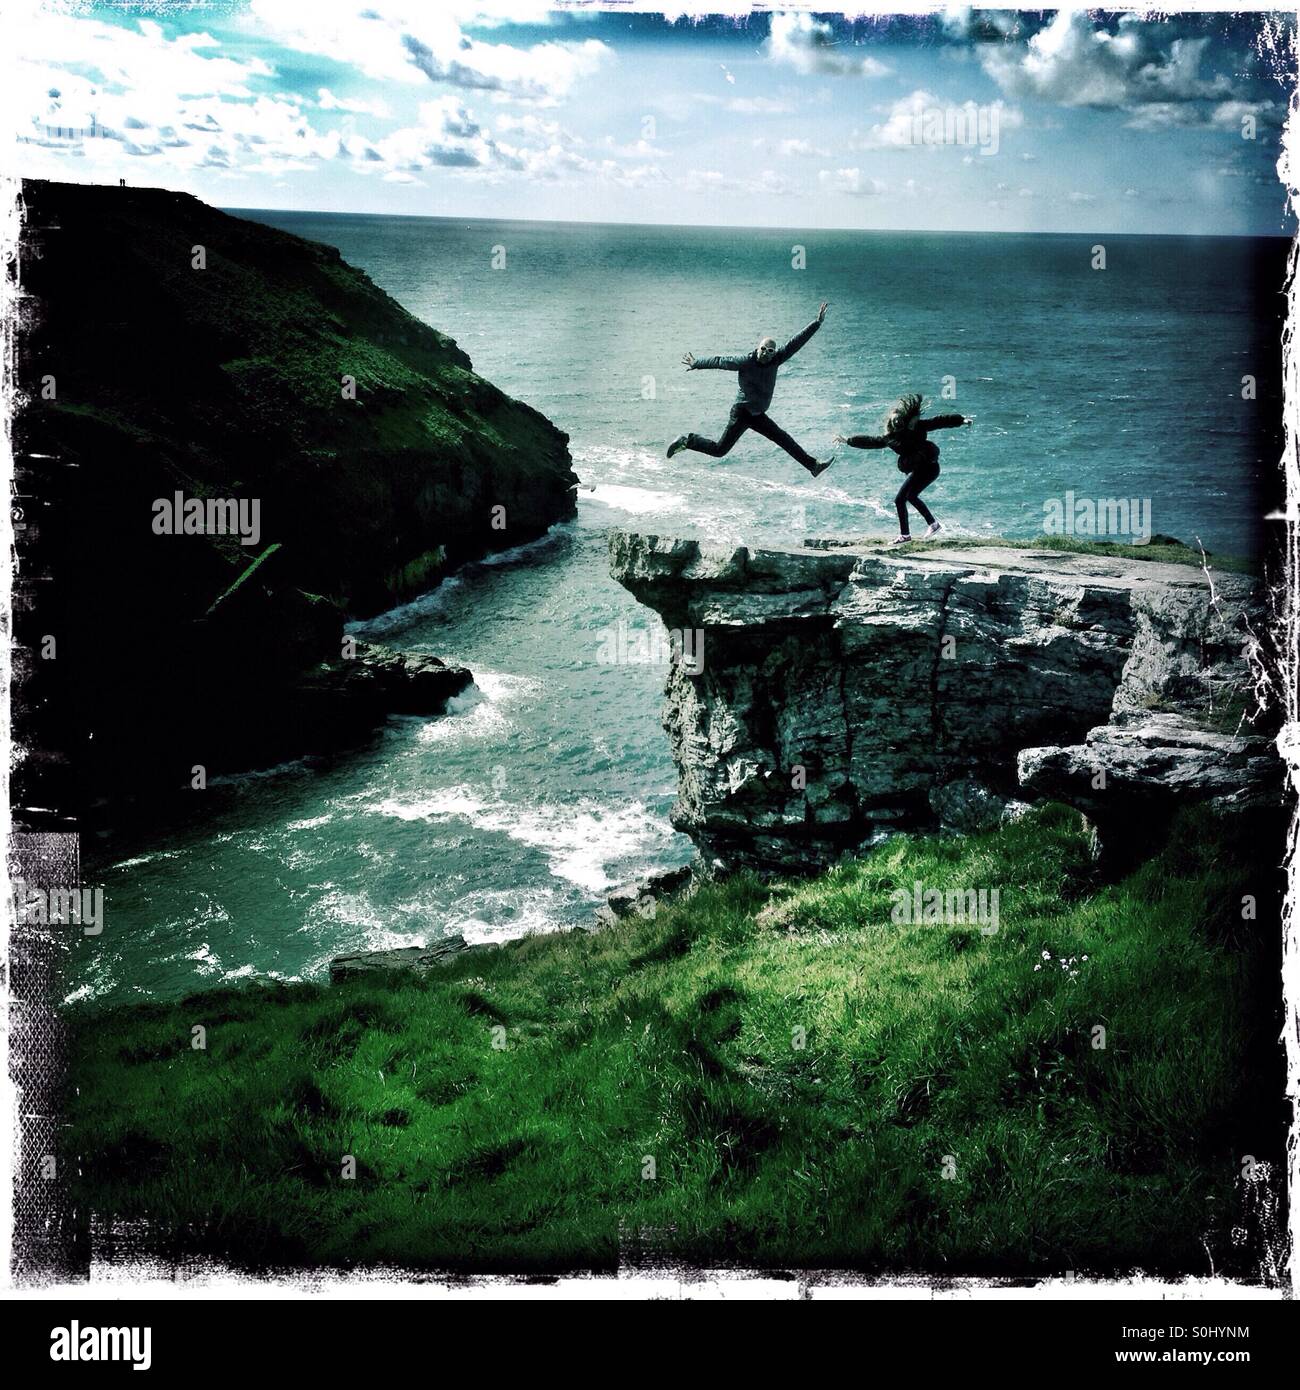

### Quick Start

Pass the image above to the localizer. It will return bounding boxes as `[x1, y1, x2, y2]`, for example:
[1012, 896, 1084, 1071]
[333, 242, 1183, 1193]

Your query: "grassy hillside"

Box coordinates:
[18, 180, 575, 612]
[14, 180, 576, 811]
[63, 803, 1284, 1277]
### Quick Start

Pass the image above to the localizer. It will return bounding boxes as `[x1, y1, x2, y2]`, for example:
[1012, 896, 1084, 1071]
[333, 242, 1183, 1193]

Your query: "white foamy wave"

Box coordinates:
[374, 787, 486, 822]
[184, 942, 222, 974]
[346, 524, 575, 640]
[208, 757, 313, 788]
[447, 886, 566, 945]
[574, 443, 666, 478]
[474, 670, 540, 701]
[474, 523, 574, 568]
[108, 849, 181, 872]
[735, 472, 871, 505]
[346, 576, 466, 640]
[581, 482, 687, 517]
[369, 789, 677, 893]
[307, 887, 388, 930]
[414, 669, 539, 746]
[297, 889, 434, 978]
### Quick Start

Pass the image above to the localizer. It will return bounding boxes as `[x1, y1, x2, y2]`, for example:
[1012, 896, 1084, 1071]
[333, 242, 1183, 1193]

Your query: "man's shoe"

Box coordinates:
[889, 534, 912, 547]
[667, 435, 689, 459]
[807, 454, 835, 478]
[925, 521, 943, 537]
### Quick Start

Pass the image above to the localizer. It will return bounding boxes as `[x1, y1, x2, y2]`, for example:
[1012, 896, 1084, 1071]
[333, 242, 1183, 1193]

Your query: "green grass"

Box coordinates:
[64, 804, 1282, 1277]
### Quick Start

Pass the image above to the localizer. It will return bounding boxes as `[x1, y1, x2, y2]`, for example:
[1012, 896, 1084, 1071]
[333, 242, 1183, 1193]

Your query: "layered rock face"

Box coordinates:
[610, 534, 1278, 871]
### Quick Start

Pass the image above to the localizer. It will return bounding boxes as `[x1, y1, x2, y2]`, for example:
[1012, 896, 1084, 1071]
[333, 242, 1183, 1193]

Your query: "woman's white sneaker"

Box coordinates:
[889, 534, 911, 547]
[925, 521, 943, 537]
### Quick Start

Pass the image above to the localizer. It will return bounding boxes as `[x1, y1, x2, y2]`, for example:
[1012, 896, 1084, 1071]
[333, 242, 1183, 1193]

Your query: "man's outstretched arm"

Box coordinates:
[772, 301, 829, 365]
[683, 350, 750, 371]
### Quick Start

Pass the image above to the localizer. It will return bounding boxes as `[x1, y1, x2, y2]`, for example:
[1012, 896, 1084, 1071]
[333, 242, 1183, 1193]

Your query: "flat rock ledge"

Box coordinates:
[330, 933, 480, 982]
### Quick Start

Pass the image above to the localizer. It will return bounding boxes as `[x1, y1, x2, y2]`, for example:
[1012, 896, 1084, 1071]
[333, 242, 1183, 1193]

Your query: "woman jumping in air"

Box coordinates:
[835, 393, 970, 546]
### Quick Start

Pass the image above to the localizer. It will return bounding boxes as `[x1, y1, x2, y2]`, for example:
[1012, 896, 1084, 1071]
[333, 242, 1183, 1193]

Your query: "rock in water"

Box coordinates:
[329, 935, 474, 981]
[604, 863, 695, 920]
[609, 534, 1278, 871]
[269, 642, 474, 761]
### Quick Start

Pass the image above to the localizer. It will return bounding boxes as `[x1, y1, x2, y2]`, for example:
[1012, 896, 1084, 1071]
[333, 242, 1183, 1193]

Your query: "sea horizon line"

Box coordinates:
[226, 202, 1293, 242]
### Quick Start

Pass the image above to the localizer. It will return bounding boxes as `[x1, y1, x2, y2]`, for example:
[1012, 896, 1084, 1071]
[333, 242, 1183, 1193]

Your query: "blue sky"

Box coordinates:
[9, 4, 1295, 234]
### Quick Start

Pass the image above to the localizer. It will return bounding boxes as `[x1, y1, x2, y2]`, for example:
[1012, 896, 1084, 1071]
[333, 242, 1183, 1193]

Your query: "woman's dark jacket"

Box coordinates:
[846, 415, 965, 472]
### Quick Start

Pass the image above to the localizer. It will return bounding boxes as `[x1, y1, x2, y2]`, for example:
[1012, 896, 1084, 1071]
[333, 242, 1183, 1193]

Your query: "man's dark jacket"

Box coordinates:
[690, 317, 822, 415]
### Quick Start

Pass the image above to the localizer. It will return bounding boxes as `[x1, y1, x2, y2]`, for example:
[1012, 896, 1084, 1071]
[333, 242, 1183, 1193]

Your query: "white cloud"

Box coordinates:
[8, 11, 340, 178]
[1208, 99, 1282, 132]
[8, 4, 631, 192]
[982, 12, 1234, 112]
[497, 113, 578, 145]
[818, 167, 885, 196]
[317, 88, 392, 118]
[366, 97, 667, 188]
[683, 167, 794, 196]
[767, 13, 890, 79]
[855, 90, 1022, 151]
[754, 136, 830, 159]
[246, 1, 612, 103]
[370, 96, 518, 171]
[599, 134, 667, 159]
[696, 93, 797, 116]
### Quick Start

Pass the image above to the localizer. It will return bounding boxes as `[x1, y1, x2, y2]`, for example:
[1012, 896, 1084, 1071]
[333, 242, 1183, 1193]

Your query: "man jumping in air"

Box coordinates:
[667, 301, 835, 477]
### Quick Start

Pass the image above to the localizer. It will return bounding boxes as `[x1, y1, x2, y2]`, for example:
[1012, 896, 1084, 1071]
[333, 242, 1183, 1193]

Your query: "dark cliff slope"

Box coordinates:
[12, 179, 576, 816]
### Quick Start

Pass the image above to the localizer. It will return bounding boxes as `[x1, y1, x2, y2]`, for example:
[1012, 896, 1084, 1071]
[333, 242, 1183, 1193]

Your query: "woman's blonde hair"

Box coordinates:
[884, 392, 924, 437]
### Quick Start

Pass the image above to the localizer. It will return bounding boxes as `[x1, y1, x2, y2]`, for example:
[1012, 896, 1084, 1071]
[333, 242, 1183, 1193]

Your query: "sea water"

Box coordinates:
[70, 215, 1285, 1001]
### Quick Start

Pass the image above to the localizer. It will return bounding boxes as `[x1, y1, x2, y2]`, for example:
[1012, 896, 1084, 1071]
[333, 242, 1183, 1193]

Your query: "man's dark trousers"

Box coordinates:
[682, 404, 819, 471]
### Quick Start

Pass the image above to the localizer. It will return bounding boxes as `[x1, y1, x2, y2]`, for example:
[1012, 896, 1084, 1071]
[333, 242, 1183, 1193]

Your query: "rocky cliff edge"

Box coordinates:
[610, 534, 1281, 871]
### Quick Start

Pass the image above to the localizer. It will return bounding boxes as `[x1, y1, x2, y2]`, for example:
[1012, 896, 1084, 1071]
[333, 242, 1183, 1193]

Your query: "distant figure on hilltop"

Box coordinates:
[668, 301, 835, 478]
[836, 393, 970, 546]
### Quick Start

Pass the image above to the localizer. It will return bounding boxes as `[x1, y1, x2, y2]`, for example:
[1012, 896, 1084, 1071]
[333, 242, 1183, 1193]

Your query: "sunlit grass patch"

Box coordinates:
[65, 803, 1283, 1276]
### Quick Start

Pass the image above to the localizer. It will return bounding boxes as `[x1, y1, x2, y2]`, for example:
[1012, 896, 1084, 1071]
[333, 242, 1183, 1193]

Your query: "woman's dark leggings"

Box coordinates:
[895, 461, 940, 533]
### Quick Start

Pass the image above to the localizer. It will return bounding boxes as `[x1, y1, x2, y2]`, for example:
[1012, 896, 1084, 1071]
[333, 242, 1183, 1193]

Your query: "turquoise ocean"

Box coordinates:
[72, 215, 1285, 1001]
